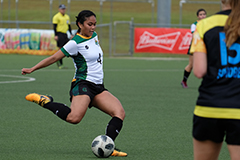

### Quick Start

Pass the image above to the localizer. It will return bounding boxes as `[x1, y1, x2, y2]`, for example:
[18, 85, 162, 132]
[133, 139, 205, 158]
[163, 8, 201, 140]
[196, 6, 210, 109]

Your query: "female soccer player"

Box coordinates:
[21, 10, 127, 157]
[181, 8, 206, 88]
[191, 0, 240, 159]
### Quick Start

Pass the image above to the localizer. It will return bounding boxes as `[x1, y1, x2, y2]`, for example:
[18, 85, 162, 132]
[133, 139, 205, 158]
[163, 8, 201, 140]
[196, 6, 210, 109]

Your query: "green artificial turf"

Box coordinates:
[0, 54, 230, 160]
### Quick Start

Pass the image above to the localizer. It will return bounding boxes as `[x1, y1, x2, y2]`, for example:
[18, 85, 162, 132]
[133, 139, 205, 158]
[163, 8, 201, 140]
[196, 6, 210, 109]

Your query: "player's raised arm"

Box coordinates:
[21, 50, 65, 75]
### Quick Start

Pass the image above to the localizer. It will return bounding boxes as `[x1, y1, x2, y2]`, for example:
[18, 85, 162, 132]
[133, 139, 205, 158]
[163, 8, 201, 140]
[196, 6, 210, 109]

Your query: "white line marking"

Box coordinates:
[108, 57, 188, 61]
[104, 69, 182, 72]
[0, 57, 185, 84]
[0, 74, 36, 84]
[0, 68, 182, 73]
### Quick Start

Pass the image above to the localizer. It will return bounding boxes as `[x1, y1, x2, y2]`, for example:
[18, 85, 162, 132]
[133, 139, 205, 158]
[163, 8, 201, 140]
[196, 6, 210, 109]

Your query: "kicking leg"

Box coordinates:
[25, 93, 90, 124]
[92, 91, 127, 157]
[66, 95, 90, 124]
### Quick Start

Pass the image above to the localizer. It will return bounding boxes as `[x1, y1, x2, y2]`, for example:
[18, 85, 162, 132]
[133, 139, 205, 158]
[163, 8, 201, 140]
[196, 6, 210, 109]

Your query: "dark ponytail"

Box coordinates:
[224, 0, 240, 47]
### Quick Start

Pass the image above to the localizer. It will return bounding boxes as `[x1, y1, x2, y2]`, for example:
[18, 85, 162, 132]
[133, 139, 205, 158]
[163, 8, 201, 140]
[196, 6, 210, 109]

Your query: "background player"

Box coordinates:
[181, 8, 207, 88]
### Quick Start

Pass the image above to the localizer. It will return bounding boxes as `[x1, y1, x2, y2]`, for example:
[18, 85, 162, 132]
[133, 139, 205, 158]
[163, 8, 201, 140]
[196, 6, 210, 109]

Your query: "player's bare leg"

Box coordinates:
[66, 95, 90, 124]
[228, 145, 240, 160]
[193, 138, 222, 160]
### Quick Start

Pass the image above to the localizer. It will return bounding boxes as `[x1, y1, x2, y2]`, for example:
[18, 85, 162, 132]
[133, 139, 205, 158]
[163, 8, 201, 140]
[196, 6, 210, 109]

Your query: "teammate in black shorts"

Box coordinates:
[191, 0, 240, 159]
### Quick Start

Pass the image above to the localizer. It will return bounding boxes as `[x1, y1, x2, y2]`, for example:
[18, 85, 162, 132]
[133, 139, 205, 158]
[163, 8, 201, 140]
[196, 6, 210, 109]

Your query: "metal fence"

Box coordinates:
[179, 0, 221, 25]
[112, 20, 191, 56]
[0, 0, 156, 56]
[0, 0, 155, 29]
[0, 0, 222, 56]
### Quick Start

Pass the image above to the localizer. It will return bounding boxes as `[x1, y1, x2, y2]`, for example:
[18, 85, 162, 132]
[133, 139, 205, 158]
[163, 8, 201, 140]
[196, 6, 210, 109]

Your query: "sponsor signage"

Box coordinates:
[134, 28, 192, 54]
[0, 28, 60, 55]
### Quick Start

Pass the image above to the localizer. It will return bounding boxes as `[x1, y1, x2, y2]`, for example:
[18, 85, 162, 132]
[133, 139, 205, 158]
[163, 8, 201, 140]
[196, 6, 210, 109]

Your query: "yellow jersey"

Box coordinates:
[52, 12, 71, 33]
[191, 10, 240, 120]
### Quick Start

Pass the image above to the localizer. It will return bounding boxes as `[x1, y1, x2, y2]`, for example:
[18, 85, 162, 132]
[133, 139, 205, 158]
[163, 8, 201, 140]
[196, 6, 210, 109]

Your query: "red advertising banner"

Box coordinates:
[134, 28, 192, 54]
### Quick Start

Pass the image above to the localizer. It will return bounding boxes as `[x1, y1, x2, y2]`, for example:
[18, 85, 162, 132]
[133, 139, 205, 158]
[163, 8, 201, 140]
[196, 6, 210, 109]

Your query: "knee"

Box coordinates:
[114, 108, 126, 121]
[185, 64, 193, 72]
[121, 109, 126, 120]
[67, 118, 81, 124]
[66, 115, 83, 124]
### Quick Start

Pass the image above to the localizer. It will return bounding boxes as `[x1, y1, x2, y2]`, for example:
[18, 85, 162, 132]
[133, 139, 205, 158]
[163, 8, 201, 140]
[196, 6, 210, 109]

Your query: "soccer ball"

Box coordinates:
[91, 135, 115, 158]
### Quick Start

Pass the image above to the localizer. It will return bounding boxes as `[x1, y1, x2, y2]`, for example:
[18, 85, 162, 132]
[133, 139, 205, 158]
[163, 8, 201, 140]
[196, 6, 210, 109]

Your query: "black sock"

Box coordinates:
[183, 70, 191, 82]
[59, 59, 63, 65]
[106, 117, 123, 141]
[43, 102, 71, 121]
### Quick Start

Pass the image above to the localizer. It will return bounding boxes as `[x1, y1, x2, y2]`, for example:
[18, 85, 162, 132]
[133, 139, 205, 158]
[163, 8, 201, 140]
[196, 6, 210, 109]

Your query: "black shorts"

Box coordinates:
[69, 79, 107, 107]
[57, 32, 69, 47]
[193, 115, 240, 145]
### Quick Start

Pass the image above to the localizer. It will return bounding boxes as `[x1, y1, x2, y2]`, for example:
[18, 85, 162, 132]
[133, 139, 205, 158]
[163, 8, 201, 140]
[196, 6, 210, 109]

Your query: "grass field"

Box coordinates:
[0, 54, 230, 160]
[0, 0, 231, 159]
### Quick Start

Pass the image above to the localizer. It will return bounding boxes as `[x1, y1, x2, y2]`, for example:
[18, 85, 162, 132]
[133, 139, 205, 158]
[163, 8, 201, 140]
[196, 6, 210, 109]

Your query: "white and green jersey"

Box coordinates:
[61, 32, 104, 84]
[190, 20, 198, 33]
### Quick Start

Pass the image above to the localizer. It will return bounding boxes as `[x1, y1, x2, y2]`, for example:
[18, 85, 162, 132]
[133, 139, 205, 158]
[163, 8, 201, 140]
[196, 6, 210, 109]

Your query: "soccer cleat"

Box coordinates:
[25, 93, 53, 107]
[111, 148, 127, 157]
[181, 80, 188, 88]
[58, 65, 68, 69]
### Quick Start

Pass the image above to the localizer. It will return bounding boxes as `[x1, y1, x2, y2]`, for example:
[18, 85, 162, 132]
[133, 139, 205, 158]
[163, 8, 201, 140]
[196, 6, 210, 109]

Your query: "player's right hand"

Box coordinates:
[21, 68, 33, 75]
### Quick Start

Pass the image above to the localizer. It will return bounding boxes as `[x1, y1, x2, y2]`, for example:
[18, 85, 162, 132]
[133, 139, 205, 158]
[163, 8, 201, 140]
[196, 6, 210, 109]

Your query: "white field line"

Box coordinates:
[104, 69, 182, 72]
[0, 68, 181, 84]
[107, 57, 188, 61]
[0, 74, 36, 84]
[0, 57, 186, 83]
[0, 68, 182, 72]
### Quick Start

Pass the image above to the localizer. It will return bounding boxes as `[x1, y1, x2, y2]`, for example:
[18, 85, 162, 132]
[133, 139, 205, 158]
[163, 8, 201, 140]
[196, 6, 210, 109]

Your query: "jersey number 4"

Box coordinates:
[97, 53, 102, 64]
